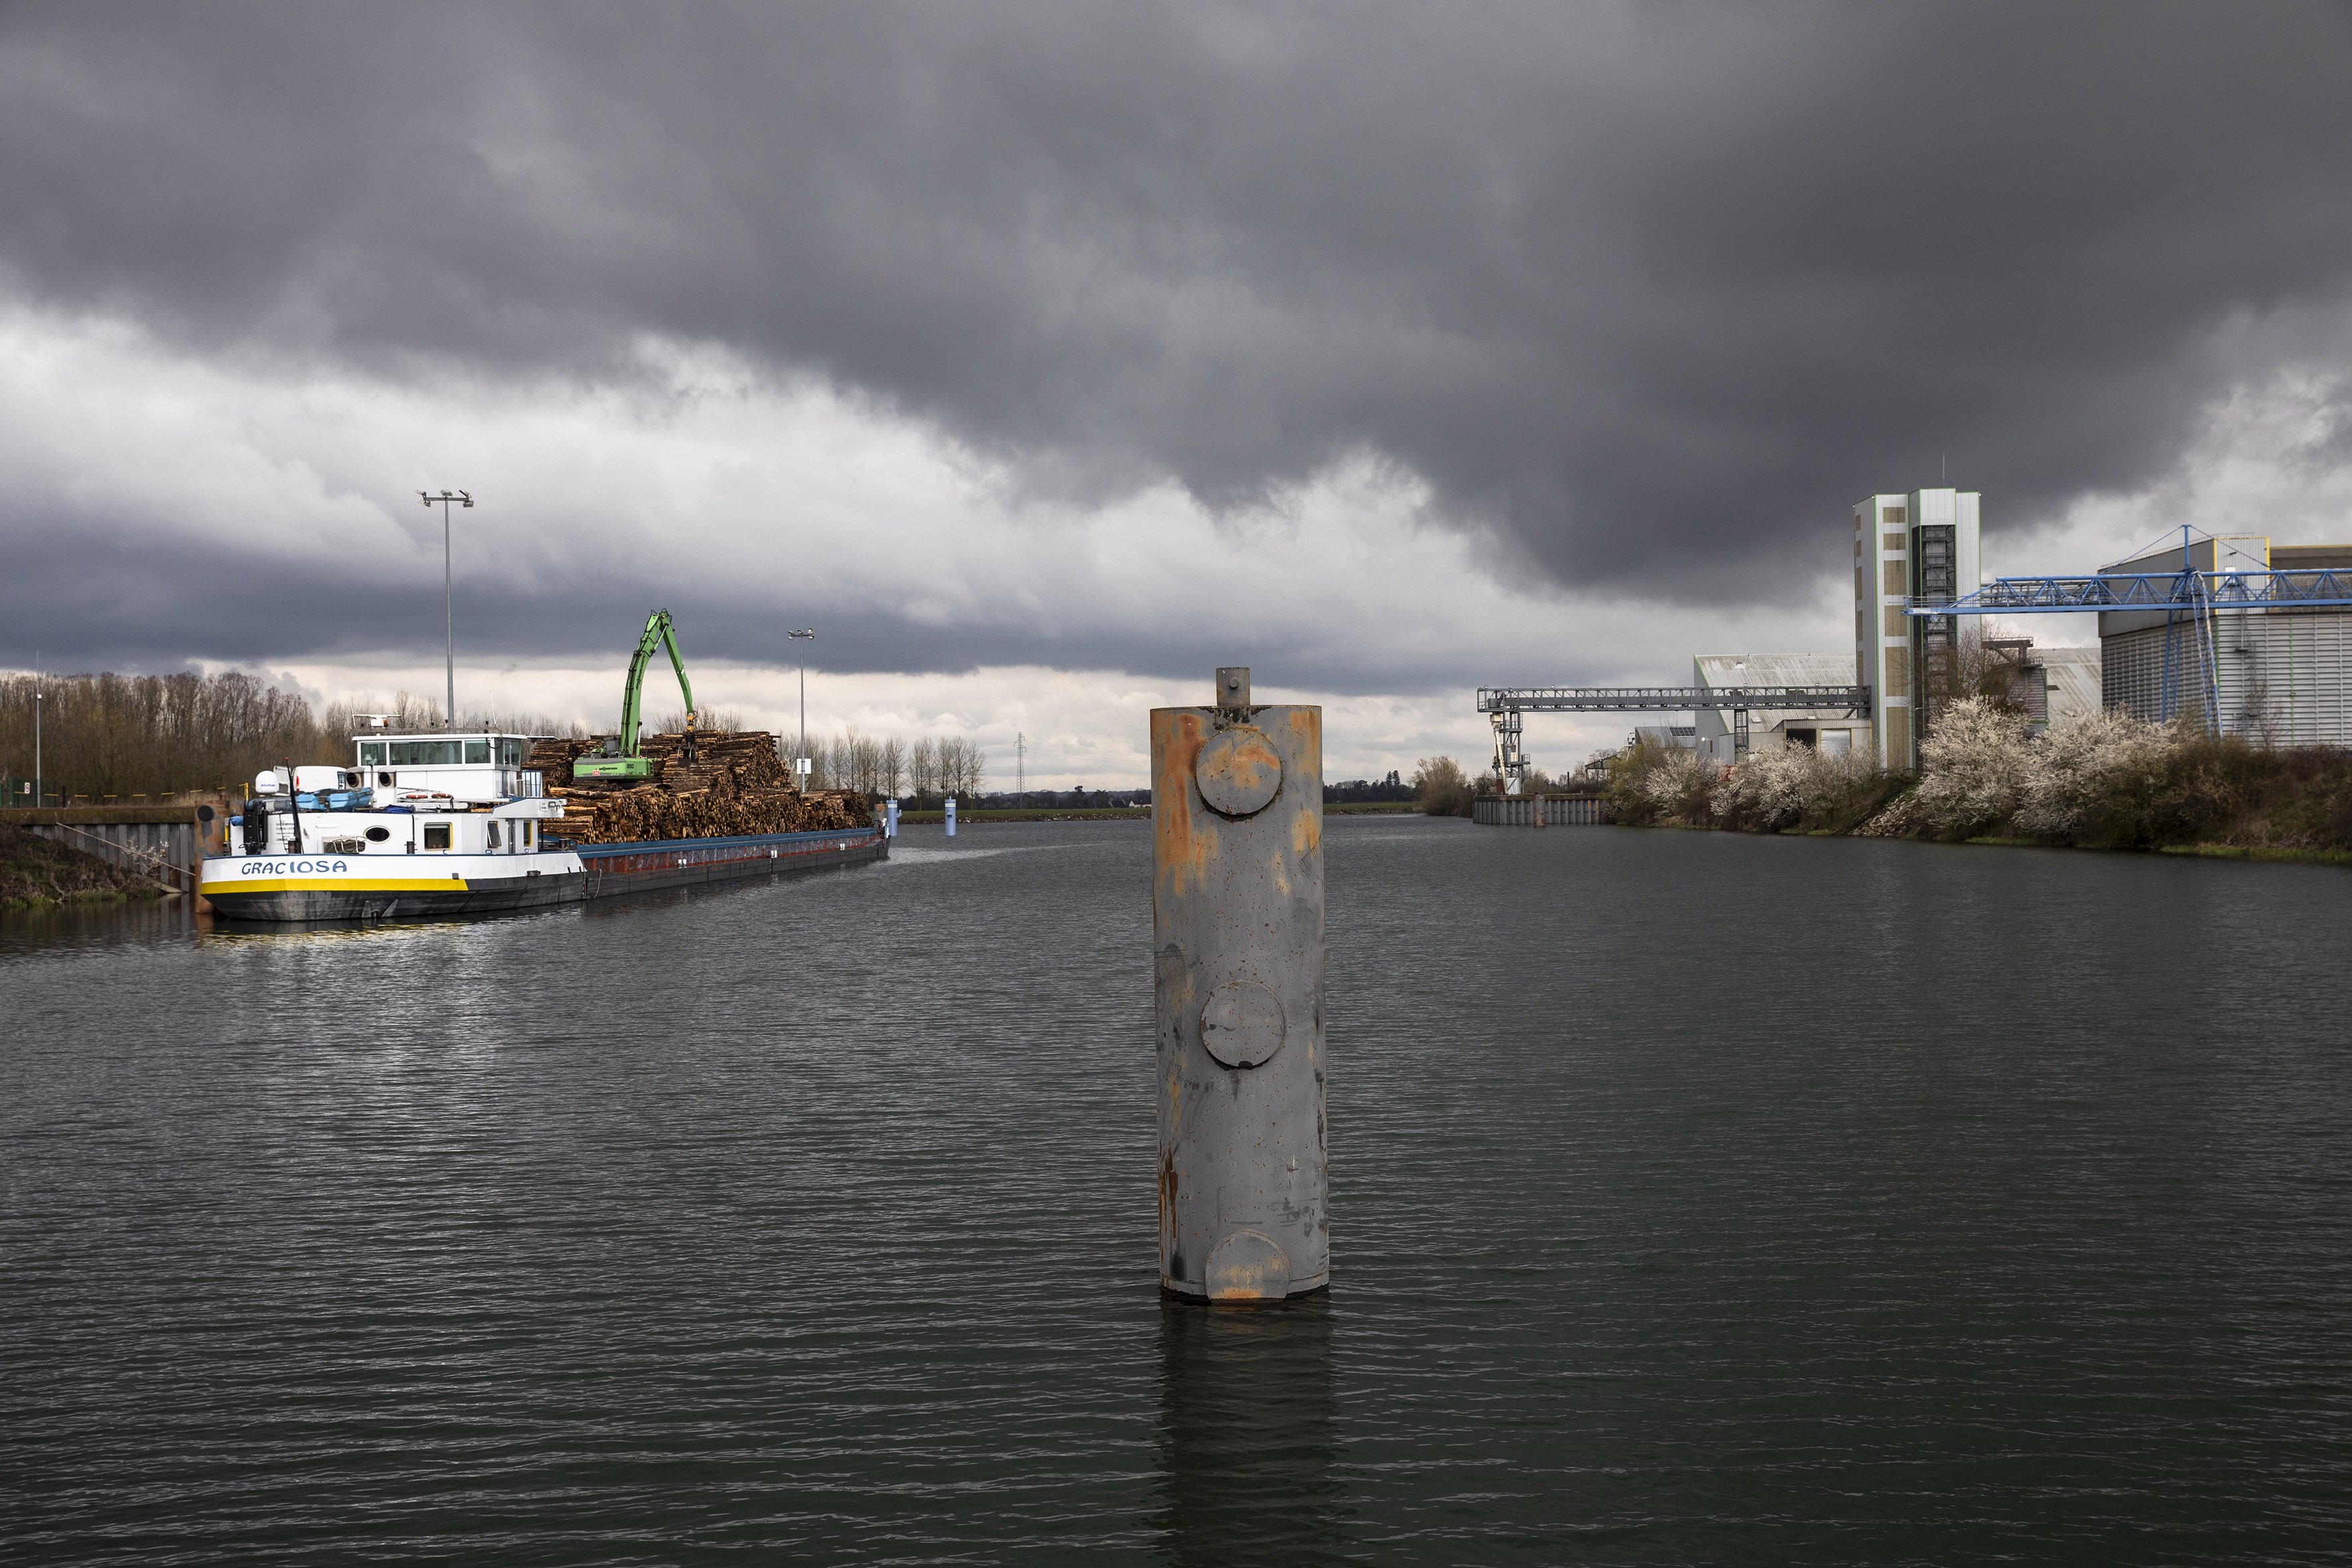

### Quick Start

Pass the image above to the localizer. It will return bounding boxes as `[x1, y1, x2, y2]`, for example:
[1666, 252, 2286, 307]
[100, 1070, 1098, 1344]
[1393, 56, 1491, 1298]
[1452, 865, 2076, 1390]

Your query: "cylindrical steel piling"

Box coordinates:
[1152, 667, 1328, 1301]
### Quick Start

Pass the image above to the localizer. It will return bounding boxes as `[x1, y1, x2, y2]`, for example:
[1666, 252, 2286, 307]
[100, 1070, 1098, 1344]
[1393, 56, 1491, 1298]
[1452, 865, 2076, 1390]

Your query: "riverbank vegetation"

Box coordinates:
[1413, 756, 1476, 817]
[0, 821, 171, 908]
[1605, 696, 2352, 854]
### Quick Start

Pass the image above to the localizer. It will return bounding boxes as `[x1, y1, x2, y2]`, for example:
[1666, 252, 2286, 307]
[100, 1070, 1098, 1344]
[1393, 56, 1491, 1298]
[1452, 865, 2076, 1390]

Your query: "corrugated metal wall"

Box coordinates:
[27, 820, 200, 890]
[1472, 796, 1612, 826]
[2104, 609, 2352, 744]
[2219, 609, 2352, 745]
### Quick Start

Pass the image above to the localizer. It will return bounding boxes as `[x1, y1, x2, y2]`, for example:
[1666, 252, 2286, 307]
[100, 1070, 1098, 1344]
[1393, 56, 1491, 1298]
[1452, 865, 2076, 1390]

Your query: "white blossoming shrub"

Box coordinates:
[1637, 744, 1713, 816]
[1603, 734, 1719, 823]
[1711, 743, 1897, 831]
[1909, 696, 2036, 837]
[2013, 706, 2181, 840]
[1604, 690, 2351, 850]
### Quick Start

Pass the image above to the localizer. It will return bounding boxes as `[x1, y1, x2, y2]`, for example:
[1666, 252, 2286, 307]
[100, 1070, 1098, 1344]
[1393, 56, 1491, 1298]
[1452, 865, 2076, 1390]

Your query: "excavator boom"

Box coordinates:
[575, 610, 697, 781]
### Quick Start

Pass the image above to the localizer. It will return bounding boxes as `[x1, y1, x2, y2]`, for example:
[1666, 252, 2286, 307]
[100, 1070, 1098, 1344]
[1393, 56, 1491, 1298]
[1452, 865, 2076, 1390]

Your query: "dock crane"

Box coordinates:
[576, 609, 697, 781]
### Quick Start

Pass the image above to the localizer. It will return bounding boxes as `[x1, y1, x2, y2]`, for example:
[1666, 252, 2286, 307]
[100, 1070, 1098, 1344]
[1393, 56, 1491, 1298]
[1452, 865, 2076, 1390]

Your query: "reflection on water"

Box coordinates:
[0, 894, 200, 956]
[1157, 1296, 1336, 1565]
[8, 819, 2352, 1563]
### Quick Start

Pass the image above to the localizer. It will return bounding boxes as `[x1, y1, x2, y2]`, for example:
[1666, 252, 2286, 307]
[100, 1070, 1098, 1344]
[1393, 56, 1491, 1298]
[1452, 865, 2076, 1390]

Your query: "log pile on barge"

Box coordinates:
[529, 731, 872, 844]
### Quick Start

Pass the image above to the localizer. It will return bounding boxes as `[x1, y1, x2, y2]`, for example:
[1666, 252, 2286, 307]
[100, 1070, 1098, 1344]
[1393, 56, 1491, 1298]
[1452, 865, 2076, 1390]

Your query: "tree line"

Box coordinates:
[795, 730, 987, 801]
[3, 669, 980, 809]
[2, 671, 337, 803]
[1, 672, 587, 803]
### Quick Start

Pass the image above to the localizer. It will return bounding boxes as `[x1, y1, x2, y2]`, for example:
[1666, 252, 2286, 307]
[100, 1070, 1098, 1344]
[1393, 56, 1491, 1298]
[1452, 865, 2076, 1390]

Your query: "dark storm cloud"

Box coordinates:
[0, 501, 1356, 692]
[5, 1, 2352, 654]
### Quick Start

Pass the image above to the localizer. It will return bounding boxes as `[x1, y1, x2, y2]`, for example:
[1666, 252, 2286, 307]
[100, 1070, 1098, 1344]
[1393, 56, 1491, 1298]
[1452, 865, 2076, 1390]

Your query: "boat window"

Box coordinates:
[486, 821, 502, 849]
[364, 826, 390, 842]
[498, 738, 527, 766]
[464, 740, 491, 764]
[423, 822, 453, 850]
[357, 742, 386, 765]
[388, 740, 462, 765]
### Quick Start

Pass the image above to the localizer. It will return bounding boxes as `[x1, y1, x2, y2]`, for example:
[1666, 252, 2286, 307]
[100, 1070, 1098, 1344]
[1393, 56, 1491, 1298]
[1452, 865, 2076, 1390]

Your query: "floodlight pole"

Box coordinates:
[419, 489, 472, 731]
[33, 652, 40, 808]
[789, 628, 815, 785]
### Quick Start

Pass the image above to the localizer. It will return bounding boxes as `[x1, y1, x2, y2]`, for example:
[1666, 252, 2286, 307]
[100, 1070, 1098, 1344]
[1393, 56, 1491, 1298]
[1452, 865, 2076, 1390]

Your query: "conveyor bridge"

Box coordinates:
[1476, 685, 1872, 786]
[1910, 566, 2352, 734]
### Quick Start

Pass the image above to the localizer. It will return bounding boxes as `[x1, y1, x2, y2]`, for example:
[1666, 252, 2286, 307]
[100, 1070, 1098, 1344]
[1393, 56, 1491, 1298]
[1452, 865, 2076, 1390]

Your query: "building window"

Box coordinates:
[1883, 507, 1907, 524]
[424, 822, 452, 851]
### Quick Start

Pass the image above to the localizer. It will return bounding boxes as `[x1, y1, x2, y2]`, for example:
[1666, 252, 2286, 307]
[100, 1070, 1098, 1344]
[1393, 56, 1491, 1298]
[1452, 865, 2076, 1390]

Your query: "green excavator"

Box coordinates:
[575, 609, 697, 781]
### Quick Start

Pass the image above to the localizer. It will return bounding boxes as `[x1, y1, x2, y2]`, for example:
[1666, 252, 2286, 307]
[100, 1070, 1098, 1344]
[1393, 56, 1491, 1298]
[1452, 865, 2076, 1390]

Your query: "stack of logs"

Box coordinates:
[526, 731, 872, 844]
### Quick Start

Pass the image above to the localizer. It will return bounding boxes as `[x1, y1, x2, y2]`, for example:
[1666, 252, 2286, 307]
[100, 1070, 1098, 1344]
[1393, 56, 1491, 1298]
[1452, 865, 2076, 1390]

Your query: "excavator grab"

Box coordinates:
[575, 609, 698, 781]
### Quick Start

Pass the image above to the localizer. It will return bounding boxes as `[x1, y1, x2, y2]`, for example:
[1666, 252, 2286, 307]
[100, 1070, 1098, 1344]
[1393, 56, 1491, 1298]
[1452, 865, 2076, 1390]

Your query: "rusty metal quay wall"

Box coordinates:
[1151, 667, 1329, 1302]
[5, 804, 228, 892]
[1473, 795, 1612, 826]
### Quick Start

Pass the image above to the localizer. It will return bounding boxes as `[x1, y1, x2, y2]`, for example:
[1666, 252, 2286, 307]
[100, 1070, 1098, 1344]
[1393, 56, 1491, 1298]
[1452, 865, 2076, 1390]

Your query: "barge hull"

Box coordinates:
[213, 872, 588, 921]
[202, 826, 887, 921]
[576, 827, 887, 900]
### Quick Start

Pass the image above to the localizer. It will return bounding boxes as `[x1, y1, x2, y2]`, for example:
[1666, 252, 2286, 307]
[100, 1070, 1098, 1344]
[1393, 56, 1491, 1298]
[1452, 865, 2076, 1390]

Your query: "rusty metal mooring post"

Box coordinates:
[1153, 666, 1328, 1301]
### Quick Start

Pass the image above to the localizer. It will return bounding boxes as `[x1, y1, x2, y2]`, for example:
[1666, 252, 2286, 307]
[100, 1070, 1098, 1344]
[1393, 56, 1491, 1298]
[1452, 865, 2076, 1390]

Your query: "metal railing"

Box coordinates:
[1478, 686, 1872, 713]
[1479, 685, 1871, 767]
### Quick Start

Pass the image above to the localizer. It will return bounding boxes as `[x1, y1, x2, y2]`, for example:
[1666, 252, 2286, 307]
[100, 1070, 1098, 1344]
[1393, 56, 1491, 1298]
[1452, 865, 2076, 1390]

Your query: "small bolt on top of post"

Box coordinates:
[1215, 666, 1253, 718]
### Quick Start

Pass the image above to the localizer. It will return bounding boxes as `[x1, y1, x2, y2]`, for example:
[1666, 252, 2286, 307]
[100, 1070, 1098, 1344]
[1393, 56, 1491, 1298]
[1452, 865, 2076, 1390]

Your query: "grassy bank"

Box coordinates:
[1601, 697, 2352, 864]
[1, 822, 173, 909]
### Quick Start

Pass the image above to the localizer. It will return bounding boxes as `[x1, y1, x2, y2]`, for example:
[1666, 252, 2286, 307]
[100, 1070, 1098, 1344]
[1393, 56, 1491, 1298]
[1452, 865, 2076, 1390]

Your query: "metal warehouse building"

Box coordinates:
[2098, 536, 2352, 745]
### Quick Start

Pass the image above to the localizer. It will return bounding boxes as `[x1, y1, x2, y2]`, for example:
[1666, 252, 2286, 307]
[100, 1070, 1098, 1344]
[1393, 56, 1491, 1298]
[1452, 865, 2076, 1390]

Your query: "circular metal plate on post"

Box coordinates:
[1194, 728, 1283, 817]
[1205, 1229, 1292, 1301]
[1201, 980, 1285, 1069]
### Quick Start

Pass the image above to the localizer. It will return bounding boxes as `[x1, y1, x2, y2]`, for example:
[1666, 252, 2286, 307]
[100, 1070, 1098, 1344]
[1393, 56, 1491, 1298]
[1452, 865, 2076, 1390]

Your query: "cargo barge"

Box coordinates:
[198, 730, 884, 922]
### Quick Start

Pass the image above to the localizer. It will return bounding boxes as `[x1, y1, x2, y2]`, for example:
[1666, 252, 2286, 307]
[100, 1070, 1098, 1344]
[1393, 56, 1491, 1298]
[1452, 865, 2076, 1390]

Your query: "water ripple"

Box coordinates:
[5, 819, 2350, 1563]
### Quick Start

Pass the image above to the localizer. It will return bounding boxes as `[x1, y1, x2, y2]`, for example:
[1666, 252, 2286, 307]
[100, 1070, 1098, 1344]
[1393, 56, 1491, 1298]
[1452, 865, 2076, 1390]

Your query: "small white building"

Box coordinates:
[1990, 643, 2102, 732]
[1689, 653, 1871, 763]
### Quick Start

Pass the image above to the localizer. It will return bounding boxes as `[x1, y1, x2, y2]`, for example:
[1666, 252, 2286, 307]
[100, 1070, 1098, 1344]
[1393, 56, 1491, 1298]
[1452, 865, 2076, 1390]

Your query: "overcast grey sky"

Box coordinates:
[5, 2, 2351, 743]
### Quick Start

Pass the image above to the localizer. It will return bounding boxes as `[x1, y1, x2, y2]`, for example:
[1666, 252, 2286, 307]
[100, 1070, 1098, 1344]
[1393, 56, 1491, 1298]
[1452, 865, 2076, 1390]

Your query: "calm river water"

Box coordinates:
[5, 817, 2349, 1564]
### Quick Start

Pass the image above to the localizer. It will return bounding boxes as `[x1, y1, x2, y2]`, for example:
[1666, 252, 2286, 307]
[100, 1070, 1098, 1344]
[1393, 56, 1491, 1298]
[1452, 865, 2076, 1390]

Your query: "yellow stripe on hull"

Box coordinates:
[206, 877, 473, 894]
